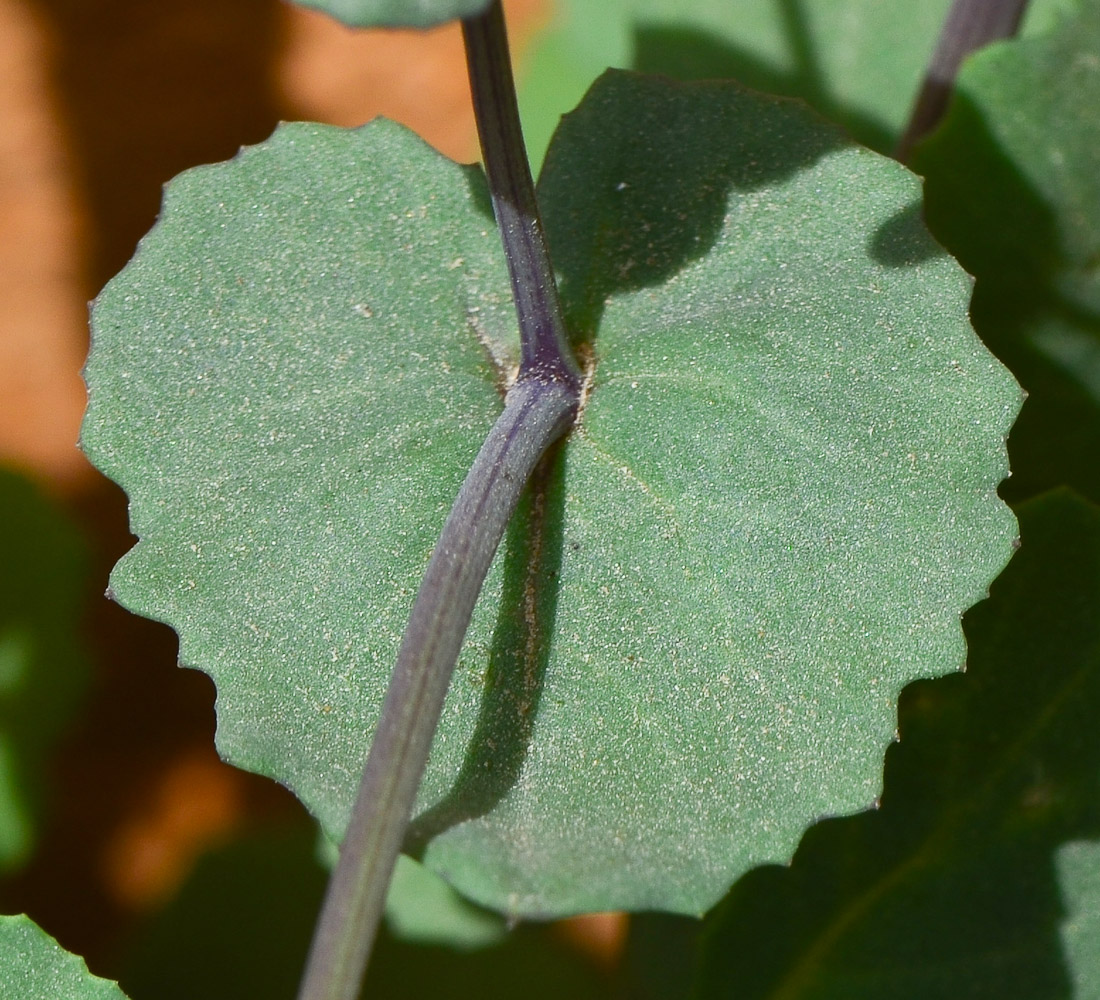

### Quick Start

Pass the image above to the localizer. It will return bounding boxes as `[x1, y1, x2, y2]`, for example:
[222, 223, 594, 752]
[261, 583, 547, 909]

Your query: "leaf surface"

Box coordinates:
[83, 75, 1017, 918]
[0, 914, 128, 1000]
[696, 490, 1100, 999]
[915, 0, 1100, 504]
[290, 0, 490, 29]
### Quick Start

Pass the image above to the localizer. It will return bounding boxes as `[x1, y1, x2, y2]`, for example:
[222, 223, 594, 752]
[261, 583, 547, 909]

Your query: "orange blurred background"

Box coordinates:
[0, 0, 624, 970]
[0, 0, 548, 486]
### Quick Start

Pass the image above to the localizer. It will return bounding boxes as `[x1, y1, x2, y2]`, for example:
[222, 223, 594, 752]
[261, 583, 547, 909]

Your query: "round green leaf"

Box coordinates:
[290, 0, 490, 29]
[83, 75, 1018, 919]
[0, 915, 128, 1000]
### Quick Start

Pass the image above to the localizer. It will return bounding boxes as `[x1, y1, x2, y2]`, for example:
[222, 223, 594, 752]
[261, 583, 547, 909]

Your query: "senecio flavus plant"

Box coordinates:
[25, 0, 1097, 998]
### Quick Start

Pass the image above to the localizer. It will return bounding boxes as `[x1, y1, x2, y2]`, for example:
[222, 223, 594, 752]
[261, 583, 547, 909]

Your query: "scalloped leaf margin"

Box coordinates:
[82, 75, 1020, 919]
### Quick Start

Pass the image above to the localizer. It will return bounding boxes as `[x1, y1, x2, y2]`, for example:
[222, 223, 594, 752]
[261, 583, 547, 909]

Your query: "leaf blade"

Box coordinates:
[0, 915, 129, 1000]
[83, 76, 1018, 919]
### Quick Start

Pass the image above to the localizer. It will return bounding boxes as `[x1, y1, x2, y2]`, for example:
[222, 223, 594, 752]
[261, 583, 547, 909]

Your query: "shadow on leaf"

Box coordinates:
[412, 70, 851, 854]
[630, 0, 893, 154]
[406, 442, 568, 853]
[869, 199, 947, 269]
[538, 70, 847, 349]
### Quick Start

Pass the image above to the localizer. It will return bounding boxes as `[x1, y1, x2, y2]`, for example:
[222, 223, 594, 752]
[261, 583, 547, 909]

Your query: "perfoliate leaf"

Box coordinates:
[83, 72, 1018, 918]
[0, 468, 87, 872]
[696, 490, 1100, 999]
[0, 914, 128, 1000]
[915, 0, 1100, 504]
[289, 0, 490, 29]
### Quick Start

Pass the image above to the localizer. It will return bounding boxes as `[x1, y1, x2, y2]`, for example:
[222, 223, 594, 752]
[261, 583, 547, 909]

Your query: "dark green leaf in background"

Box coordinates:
[618, 912, 702, 1000]
[82, 74, 1017, 920]
[118, 829, 604, 1000]
[915, 0, 1100, 505]
[0, 914, 128, 1000]
[289, 0, 490, 30]
[696, 490, 1100, 1000]
[0, 468, 87, 873]
[120, 831, 328, 1000]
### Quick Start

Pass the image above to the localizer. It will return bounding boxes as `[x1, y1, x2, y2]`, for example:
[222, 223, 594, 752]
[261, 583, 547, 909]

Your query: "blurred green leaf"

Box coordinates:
[83, 74, 1016, 920]
[0, 914, 128, 1000]
[289, 0, 490, 29]
[696, 489, 1100, 999]
[915, 0, 1100, 505]
[0, 468, 87, 872]
[312, 831, 504, 946]
[518, 0, 960, 168]
[519, 0, 1074, 171]
[386, 856, 507, 949]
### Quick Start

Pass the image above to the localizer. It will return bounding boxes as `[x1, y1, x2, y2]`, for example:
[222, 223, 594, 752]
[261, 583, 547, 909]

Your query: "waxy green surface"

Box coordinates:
[0, 915, 129, 1000]
[83, 73, 1018, 917]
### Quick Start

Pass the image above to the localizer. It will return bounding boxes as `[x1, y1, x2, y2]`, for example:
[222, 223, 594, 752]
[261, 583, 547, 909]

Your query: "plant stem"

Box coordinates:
[296, 379, 575, 1000]
[297, 4, 579, 1000]
[895, 0, 1031, 161]
[462, 0, 582, 390]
